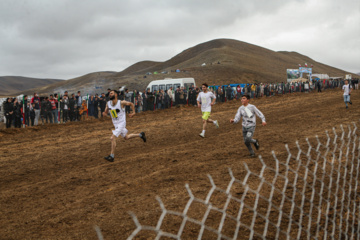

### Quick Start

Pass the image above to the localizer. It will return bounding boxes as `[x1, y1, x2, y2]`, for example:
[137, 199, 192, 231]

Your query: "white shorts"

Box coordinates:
[112, 126, 128, 138]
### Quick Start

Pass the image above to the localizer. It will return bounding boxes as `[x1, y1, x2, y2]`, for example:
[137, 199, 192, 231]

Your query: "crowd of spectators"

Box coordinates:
[2, 78, 358, 128]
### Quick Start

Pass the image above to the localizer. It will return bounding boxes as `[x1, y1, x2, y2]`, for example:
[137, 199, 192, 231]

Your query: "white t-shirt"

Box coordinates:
[197, 91, 216, 112]
[107, 100, 126, 128]
[342, 84, 352, 95]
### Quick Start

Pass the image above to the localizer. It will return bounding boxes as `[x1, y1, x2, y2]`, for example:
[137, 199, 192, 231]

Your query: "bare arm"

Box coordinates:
[121, 101, 136, 117]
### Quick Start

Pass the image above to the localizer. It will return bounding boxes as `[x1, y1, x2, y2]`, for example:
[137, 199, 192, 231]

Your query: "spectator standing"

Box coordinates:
[135, 91, 143, 112]
[4, 98, 14, 128]
[54, 94, 60, 123]
[31, 93, 41, 125]
[342, 80, 353, 109]
[23, 95, 30, 126]
[167, 87, 173, 107]
[142, 89, 148, 111]
[124, 89, 132, 114]
[62, 95, 69, 123]
[94, 94, 99, 118]
[179, 87, 185, 105]
[88, 95, 95, 118]
[75, 91, 82, 121]
[13, 98, 22, 128]
[30, 103, 35, 126]
[49, 95, 57, 123]
[217, 86, 223, 103]
[80, 100, 88, 121]
[105, 88, 111, 101]
[68, 94, 76, 121]
[148, 89, 155, 111]
[40, 97, 47, 124]
[226, 85, 232, 101]
[99, 93, 107, 117]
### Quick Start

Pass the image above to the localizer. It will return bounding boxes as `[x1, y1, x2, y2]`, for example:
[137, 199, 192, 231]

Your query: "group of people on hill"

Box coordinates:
[2, 78, 357, 129]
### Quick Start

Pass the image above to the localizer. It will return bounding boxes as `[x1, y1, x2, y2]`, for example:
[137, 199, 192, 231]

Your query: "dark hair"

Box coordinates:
[24, 95, 27, 98]
[202, 83, 208, 88]
[78, 91, 81, 93]
[242, 94, 250, 100]
[50, 94, 53, 97]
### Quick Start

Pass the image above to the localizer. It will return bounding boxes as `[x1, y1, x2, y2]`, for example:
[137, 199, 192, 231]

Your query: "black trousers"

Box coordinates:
[63, 109, 69, 122]
[14, 116, 21, 128]
[6, 114, 13, 128]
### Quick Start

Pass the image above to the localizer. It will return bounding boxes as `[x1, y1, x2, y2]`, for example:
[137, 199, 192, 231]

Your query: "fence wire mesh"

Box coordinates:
[97, 122, 360, 239]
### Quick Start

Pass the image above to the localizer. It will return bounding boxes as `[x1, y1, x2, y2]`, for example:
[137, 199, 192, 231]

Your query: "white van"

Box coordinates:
[146, 78, 196, 94]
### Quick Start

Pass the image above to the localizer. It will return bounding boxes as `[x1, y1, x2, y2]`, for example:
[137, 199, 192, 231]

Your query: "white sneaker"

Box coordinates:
[214, 120, 219, 128]
[199, 132, 205, 138]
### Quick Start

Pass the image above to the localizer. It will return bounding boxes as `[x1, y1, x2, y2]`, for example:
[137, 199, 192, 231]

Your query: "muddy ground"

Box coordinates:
[0, 89, 359, 239]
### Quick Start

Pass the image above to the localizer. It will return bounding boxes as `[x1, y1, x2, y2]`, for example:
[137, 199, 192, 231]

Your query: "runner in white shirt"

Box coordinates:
[342, 80, 352, 109]
[196, 83, 219, 138]
[102, 90, 146, 162]
[230, 94, 267, 157]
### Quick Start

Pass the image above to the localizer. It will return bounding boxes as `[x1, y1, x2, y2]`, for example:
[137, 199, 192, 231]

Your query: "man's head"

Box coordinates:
[201, 83, 208, 92]
[125, 89, 128, 93]
[24, 95, 28, 100]
[107, 88, 111, 92]
[345, 80, 349, 85]
[109, 90, 118, 100]
[241, 94, 250, 106]
[77, 91, 81, 95]
[64, 91, 68, 95]
[50, 94, 54, 99]
[71, 93, 75, 98]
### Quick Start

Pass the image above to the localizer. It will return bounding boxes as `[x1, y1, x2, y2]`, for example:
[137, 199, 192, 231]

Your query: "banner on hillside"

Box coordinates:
[287, 69, 300, 82]
[299, 67, 312, 74]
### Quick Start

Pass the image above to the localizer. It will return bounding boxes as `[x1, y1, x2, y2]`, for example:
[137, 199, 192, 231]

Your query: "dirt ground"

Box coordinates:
[0, 89, 359, 240]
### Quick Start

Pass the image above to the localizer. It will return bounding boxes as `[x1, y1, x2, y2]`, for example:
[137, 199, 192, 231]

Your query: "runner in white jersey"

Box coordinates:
[230, 94, 267, 157]
[102, 90, 146, 162]
[342, 80, 352, 109]
[196, 83, 219, 138]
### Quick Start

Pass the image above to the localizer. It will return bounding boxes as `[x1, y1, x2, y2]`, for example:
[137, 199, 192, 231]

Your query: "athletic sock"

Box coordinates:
[110, 154, 114, 158]
[202, 130, 205, 134]
[139, 133, 142, 137]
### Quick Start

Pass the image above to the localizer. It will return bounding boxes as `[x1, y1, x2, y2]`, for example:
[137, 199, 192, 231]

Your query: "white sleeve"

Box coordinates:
[196, 93, 201, 102]
[211, 92, 216, 99]
[254, 106, 266, 122]
[233, 107, 242, 123]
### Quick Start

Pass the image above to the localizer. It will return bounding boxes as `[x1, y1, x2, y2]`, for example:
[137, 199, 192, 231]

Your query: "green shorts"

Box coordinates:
[202, 112, 211, 120]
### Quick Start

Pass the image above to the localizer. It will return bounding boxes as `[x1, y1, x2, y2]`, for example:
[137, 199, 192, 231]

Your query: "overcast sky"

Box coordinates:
[0, 0, 359, 80]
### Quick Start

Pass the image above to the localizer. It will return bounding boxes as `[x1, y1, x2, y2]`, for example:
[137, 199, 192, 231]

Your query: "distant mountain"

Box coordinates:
[0, 76, 63, 96]
[20, 39, 360, 95]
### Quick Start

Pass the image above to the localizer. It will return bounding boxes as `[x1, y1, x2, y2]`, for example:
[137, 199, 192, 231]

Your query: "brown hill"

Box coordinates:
[0, 76, 63, 96]
[22, 39, 360, 95]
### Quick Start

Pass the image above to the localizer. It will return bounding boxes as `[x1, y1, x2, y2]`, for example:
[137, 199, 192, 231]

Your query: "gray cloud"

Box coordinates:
[0, 0, 359, 79]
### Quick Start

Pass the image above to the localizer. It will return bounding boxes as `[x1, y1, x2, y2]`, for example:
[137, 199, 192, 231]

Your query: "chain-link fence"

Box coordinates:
[96, 122, 360, 239]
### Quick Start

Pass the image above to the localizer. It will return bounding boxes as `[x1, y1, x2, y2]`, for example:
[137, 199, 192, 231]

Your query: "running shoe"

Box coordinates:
[199, 132, 205, 138]
[349, 101, 352, 105]
[250, 153, 256, 158]
[254, 140, 260, 150]
[140, 132, 146, 142]
[104, 155, 114, 162]
[214, 120, 219, 129]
